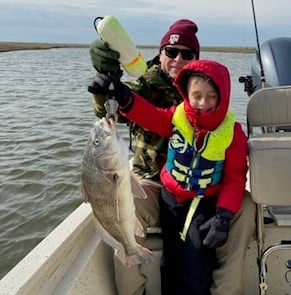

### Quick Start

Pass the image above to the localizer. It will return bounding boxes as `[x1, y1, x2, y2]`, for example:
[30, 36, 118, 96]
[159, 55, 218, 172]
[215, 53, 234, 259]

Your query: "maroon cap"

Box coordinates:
[160, 19, 200, 58]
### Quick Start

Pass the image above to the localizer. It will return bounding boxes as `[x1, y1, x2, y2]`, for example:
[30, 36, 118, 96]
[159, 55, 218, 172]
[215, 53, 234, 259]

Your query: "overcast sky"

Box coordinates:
[0, 0, 290, 46]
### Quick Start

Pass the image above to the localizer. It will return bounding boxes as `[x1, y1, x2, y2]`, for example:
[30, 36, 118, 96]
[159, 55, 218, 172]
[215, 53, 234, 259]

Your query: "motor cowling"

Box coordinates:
[240, 37, 291, 96]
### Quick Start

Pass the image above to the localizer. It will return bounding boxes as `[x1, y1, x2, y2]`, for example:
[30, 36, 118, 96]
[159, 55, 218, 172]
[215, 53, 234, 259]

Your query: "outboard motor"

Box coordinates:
[240, 37, 291, 96]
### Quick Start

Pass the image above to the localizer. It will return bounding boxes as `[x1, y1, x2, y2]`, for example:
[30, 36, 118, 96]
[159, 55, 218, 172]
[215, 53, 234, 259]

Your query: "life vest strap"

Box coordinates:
[180, 197, 201, 241]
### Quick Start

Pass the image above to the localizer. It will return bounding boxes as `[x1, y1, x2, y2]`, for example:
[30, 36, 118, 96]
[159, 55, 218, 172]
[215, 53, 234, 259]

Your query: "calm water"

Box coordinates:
[0, 47, 253, 279]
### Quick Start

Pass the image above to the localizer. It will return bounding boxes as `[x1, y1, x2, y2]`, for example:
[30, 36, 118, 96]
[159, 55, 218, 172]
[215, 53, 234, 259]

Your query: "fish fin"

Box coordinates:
[134, 218, 145, 238]
[80, 182, 89, 202]
[130, 172, 148, 199]
[114, 249, 126, 265]
[121, 246, 154, 268]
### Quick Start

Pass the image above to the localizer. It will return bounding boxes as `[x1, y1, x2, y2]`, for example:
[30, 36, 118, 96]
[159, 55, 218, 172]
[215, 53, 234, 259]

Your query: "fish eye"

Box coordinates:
[94, 139, 100, 146]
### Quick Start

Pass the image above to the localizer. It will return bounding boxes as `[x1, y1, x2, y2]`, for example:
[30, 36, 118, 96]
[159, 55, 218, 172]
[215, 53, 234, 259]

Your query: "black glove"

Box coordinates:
[187, 213, 207, 249]
[89, 40, 121, 74]
[199, 207, 234, 248]
[88, 73, 112, 96]
[88, 73, 133, 111]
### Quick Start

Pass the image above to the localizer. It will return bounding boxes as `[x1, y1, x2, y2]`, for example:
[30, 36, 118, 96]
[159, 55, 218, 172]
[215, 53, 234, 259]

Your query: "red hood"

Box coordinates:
[174, 59, 231, 131]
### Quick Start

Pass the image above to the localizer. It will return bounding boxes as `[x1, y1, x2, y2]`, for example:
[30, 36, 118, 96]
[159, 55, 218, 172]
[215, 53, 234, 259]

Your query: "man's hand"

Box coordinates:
[89, 40, 121, 74]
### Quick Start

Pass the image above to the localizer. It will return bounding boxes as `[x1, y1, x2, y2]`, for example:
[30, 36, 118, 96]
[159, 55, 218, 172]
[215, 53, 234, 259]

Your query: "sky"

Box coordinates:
[0, 0, 290, 47]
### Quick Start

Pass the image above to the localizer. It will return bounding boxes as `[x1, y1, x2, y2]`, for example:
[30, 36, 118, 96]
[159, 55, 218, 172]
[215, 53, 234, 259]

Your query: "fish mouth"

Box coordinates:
[99, 117, 115, 134]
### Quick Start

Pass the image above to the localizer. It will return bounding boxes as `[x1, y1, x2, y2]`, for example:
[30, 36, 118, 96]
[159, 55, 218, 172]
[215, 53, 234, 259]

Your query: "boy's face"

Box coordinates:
[187, 76, 219, 112]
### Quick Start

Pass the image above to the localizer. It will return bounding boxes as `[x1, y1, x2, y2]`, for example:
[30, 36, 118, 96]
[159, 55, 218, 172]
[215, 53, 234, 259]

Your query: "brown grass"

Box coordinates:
[134, 45, 256, 53]
[0, 42, 89, 52]
[202, 46, 256, 53]
[0, 41, 256, 54]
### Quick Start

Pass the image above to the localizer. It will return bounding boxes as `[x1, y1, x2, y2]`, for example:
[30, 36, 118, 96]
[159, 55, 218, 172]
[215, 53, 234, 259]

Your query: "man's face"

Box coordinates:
[159, 45, 197, 79]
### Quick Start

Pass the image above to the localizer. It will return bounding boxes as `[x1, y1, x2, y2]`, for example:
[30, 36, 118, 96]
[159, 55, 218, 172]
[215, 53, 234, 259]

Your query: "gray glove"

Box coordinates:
[199, 207, 234, 248]
[89, 40, 121, 74]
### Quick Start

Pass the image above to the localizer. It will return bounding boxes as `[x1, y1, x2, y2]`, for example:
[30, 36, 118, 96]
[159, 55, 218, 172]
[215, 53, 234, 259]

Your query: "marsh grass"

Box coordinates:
[0, 42, 88, 52]
[0, 41, 255, 53]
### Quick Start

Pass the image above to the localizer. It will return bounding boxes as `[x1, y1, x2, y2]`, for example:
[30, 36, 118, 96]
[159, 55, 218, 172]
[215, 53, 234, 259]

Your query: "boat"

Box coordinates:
[1, 37, 291, 295]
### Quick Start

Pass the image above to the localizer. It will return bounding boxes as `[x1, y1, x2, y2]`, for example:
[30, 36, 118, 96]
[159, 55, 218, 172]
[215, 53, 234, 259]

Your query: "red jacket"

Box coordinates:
[121, 60, 248, 213]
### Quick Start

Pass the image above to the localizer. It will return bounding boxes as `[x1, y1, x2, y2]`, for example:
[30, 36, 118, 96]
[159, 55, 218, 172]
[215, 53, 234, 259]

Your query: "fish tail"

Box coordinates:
[134, 218, 145, 237]
[124, 246, 154, 268]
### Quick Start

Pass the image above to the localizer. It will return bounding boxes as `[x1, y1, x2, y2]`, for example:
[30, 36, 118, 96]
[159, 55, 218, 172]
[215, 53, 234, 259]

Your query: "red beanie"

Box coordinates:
[160, 19, 200, 58]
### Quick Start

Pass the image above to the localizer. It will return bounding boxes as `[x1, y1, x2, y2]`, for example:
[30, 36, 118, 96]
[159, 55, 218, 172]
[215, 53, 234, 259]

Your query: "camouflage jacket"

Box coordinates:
[91, 63, 182, 180]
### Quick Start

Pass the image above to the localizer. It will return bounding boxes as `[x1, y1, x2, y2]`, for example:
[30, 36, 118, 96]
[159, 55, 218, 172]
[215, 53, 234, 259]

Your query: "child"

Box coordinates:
[94, 59, 248, 294]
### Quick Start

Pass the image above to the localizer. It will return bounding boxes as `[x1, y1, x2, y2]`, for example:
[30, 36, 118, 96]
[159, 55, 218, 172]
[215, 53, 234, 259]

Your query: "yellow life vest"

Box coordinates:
[167, 103, 235, 196]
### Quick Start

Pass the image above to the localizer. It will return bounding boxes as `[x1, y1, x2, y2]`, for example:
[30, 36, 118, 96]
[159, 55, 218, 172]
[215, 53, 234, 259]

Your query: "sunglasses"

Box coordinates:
[163, 47, 196, 60]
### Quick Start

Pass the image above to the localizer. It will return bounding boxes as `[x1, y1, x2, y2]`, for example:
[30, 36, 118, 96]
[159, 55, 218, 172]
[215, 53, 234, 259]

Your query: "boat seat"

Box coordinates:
[144, 227, 163, 250]
[140, 227, 163, 294]
[247, 86, 291, 294]
[147, 226, 162, 234]
[267, 206, 291, 226]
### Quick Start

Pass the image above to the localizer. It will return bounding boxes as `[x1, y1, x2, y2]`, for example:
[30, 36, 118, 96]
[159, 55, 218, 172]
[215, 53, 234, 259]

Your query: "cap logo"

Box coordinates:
[169, 34, 179, 44]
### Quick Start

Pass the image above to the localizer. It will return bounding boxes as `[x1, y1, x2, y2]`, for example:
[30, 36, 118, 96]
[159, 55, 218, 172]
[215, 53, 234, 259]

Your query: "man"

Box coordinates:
[88, 19, 255, 295]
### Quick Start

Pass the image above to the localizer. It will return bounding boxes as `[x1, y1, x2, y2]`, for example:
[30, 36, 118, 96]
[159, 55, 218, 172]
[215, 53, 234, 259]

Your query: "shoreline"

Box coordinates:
[0, 41, 256, 54]
[0, 42, 89, 52]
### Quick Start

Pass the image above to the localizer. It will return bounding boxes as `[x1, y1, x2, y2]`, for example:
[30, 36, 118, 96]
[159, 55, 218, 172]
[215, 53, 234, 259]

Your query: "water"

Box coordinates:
[0, 47, 253, 279]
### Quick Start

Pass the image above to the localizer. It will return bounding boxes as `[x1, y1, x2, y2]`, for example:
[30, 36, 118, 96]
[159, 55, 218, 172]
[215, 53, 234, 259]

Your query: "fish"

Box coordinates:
[81, 117, 154, 267]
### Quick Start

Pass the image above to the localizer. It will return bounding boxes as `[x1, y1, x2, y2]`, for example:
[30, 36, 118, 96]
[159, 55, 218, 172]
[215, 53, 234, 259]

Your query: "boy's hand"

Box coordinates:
[199, 207, 234, 248]
[88, 73, 112, 96]
[88, 74, 133, 111]
[188, 213, 206, 249]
